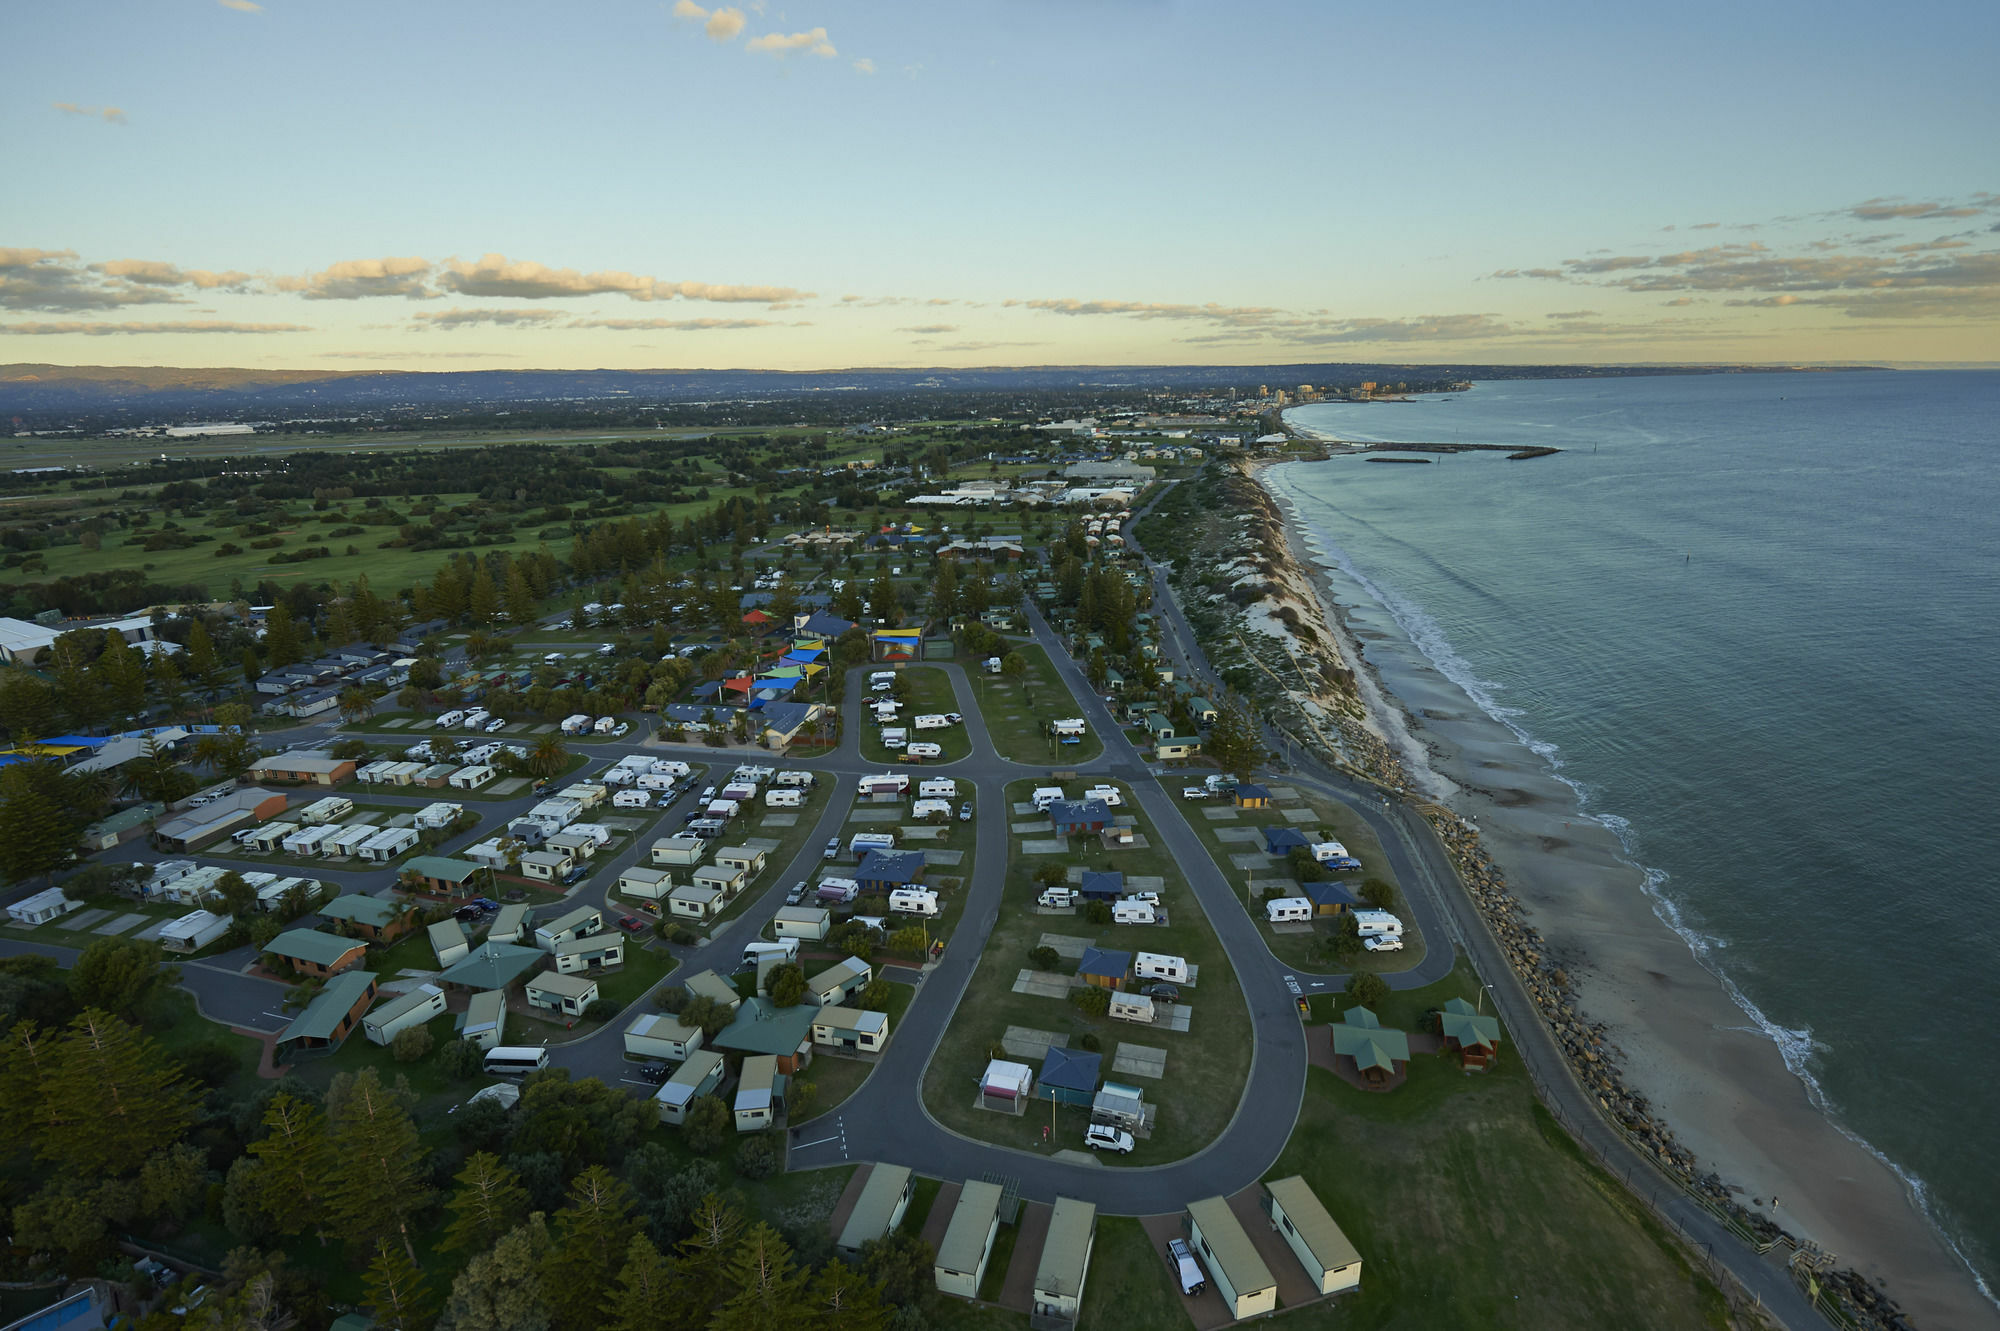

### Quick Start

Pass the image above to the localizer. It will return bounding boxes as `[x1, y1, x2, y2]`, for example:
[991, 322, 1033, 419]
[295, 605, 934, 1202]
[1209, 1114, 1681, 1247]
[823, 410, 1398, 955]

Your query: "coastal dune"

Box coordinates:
[1253, 461, 1999, 1331]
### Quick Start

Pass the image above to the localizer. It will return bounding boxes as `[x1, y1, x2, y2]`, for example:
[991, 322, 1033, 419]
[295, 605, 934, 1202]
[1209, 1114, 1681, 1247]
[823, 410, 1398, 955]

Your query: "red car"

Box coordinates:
[617, 916, 646, 935]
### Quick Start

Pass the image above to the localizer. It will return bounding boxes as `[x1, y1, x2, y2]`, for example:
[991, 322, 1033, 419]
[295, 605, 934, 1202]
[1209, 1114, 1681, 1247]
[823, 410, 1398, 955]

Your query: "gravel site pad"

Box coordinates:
[1112, 1044, 1169, 1079]
[1036, 933, 1092, 960]
[1213, 826, 1262, 844]
[1019, 839, 1067, 855]
[1200, 807, 1239, 821]
[848, 807, 900, 823]
[1011, 970, 1076, 999]
[1002, 1026, 1069, 1060]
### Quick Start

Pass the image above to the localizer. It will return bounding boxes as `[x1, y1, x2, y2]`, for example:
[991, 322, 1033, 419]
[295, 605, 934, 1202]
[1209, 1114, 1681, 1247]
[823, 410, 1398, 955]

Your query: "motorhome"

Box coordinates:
[561, 714, 592, 735]
[859, 773, 910, 796]
[913, 714, 951, 730]
[1031, 787, 1066, 812]
[1037, 887, 1077, 909]
[652, 759, 693, 778]
[774, 770, 815, 788]
[612, 789, 654, 809]
[816, 877, 860, 904]
[1083, 785, 1124, 807]
[1049, 718, 1087, 737]
[593, 715, 617, 734]
[905, 742, 942, 759]
[742, 938, 800, 967]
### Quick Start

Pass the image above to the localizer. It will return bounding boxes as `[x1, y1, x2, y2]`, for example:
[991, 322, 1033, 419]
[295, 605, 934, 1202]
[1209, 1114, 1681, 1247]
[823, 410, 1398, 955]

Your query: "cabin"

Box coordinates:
[518, 850, 573, 882]
[618, 866, 675, 906]
[263, 928, 367, 978]
[1303, 881, 1361, 916]
[428, 918, 471, 968]
[624, 1012, 703, 1062]
[1031, 1198, 1096, 1327]
[1037, 1046, 1101, 1107]
[1330, 1006, 1411, 1087]
[552, 932, 626, 975]
[400, 855, 489, 902]
[362, 983, 446, 1046]
[1234, 783, 1273, 810]
[692, 864, 748, 897]
[318, 893, 421, 943]
[773, 905, 831, 941]
[6, 888, 80, 927]
[652, 835, 709, 867]
[808, 956, 872, 1007]
[716, 845, 768, 877]
[246, 753, 356, 787]
[1439, 997, 1503, 1070]
[1077, 870, 1125, 903]
[733, 1054, 786, 1133]
[1075, 946, 1131, 991]
[488, 903, 529, 944]
[667, 884, 724, 921]
[1186, 1195, 1279, 1319]
[457, 990, 507, 1049]
[1046, 799, 1110, 836]
[535, 905, 603, 952]
[158, 908, 230, 954]
[811, 1005, 888, 1053]
[656, 1049, 727, 1125]
[1264, 826, 1313, 856]
[836, 1164, 913, 1255]
[1263, 1175, 1362, 1295]
[934, 1180, 1005, 1299]
[1155, 736, 1202, 760]
[856, 849, 927, 894]
[275, 971, 378, 1056]
[525, 970, 599, 1017]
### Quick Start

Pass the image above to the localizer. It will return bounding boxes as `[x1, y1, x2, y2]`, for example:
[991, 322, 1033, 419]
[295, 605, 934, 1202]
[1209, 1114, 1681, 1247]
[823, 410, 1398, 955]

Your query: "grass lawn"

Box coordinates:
[975, 1222, 1021, 1302]
[1076, 1217, 1193, 1331]
[589, 939, 678, 1010]
[901, 1176, 944, 1236]
[796, 1052, 874, 1118]
[918, 777, 1252, 1163]
[288, 1010, 465, 1112]
[1, 893, 231, 956]
[1155, 776, 1423, 973]
[1262, 960, 1733, 1330]
[964, 642, 1104, 764]
[142, 988, 266, 1100]
[860, 665, 973, 765]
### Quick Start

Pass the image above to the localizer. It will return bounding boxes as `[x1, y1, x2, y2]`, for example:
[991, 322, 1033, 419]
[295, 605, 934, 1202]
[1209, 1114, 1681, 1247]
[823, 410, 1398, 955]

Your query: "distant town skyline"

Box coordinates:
[6, 0, 1997, 370]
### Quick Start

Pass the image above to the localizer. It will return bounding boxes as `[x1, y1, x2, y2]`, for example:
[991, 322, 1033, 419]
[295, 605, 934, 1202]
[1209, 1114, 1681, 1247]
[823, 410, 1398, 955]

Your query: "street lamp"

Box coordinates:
[1476, 983, 1495, 1015]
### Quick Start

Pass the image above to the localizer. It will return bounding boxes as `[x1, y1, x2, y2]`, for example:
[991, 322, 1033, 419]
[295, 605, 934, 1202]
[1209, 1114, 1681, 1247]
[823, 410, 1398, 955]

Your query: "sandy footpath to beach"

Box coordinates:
[1260, 469, 1997, 1330]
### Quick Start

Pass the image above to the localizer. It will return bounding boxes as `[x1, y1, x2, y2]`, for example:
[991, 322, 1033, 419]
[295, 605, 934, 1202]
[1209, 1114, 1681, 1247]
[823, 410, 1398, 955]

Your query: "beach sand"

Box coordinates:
[1256, 461, 1998, 1330]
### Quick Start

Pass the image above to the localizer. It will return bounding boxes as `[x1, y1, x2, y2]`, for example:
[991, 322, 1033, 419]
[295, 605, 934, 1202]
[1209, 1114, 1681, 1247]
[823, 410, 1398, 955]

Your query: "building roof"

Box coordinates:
[1235, 783, 1272, 801]
[627, 1011, 700, 1045]
[459, 989, 505, 1037]
[1076, 947, 1131, 981]
[809, 956, 871, 995]
[1264, 1175, 1360, 1273]
[554, 930, 624, 959]
[489, 903, 528, 938]
[1303, 881, 1361, 910]
[685, 969, 741, 1009]
[1440, 997, 1503, 1051]
[319, 894, 410, 931]
[370, 983, 443, 1027]
[266, 928, 365, 967]
[9, 887, 75, 917]
[1039, 1045, 1102, 1093]
[437, 941, 545, 990]
[405, 855, 483, 883]
[712, 997, 818, 1057]
[1187, 1195, 1277, 1297]
[541, 904, 600, 936]
[1331, 1006, 1411, 1072]
[428, 918, 468, 952]
[254, 752, 352, 775]
[1078, 870, 1124, 898]
[840, 1163, 913, 1249]
[1264, 826, 1312, 852]
[84, 802, 166, 840]
[857, 848, 925, 885]
[812, 1006, 886, 1037]
[1047, 798, 1111, 826]
[937, 1180, 1005, 1275]
[278, 970, 375, 1045]
[1034, 1197, 1097, 1299]
[527, 970, 598, 999]
[774, 904, 830, 929]
[664, 1047, 725, 1091]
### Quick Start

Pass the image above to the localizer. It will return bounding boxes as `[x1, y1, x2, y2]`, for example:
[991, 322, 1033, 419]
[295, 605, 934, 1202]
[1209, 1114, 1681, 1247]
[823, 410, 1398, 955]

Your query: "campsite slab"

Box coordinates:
[1002, 1026, 1069, 1060]
[96, 912, 149, 936]
[849, 807, 901, 823]
[1019, 839, 1066, 855]
[743, 837, 782, 853]
[1036, 933, 1092, 960]
[56, 908, 113, 932]
[131, 919, 170, 942]
[924, 849, 964, 866]
[1278, 806, 1312, 821]
[1139, 1215, 1234, 1331]
[530, 724, 558, 734]
[385, 813, 416, 828]
[1213, 826, 1261, 845]
[600, 817, 646, 832]
[1012, 970, 1076, 999]
[376, 717, 411, 729]
[1113, 1044, 1169, 1080]
[1154, 1004, 1192, 1033]
[1264, 785, 1302, 801]
[1200, 807, 1239, 821]
[1268, 920, 1314, 935]
[898, 825, 946, 841]
[1009, 819, 1052, 834]
[1227, 1185, 1329, 1313]
[1010, 801, 1039, 816]
[1126, 875, 1165, 893]
[489, 777, 529, 795]
[825, 1164, 875, 1244]
[1228, 852, 1269, 870]
[761, 814, 798, 828]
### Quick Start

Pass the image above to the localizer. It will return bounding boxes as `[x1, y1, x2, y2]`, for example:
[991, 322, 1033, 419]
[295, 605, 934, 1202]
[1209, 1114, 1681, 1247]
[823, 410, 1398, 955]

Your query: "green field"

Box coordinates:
[1156, 775, 1422, 973]
[918, 777, 1251, 1162]
[859, 664, 973, 765]
[963, 642, 1104, 764]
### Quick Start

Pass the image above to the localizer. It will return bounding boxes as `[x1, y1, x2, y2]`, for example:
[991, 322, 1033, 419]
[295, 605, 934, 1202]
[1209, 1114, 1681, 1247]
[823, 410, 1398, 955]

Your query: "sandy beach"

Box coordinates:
[1252, 455, 1998, 1330]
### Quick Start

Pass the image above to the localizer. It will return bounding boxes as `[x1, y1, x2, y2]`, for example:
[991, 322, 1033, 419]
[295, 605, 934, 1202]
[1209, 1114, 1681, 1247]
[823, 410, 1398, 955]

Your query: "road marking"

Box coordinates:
[795, 1134, 843, 1149]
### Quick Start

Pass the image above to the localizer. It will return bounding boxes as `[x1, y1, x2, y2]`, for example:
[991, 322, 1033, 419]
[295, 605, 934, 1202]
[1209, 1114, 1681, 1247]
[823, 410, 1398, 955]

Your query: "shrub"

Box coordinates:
[1361, 877, 1400, 911]
[1076, 1032, 1101, 1052]
[1068, 986, 1111, 1017]
[683, 1095, 731, 1154]
[1344, 971, 1389, 1011]
[655, 985, 689, 1012]
[437, 1038, 485, 1080]
[1032, 863, 1067, 888]
[1028, 946, 1060, 971]
[391, 1024, 434, 1063]
[1083, 901, 1113, 926]
[735, 1135, 780, 1180]
[582, 998, 621, 1023]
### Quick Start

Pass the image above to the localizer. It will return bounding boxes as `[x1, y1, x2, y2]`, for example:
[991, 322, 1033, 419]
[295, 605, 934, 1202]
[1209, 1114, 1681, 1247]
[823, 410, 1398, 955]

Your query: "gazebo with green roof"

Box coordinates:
[1330, 1006, 1411, 1088]
[436, 940, 544, 992]
[1439, 997, 1502, 1070]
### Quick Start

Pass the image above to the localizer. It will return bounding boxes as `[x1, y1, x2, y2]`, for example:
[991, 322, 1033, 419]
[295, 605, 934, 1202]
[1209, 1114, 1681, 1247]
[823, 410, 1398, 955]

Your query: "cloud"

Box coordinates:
[1544, 310, 1600, 320]
[933, 340, 1045, 353]
[275, 256, 435, 300]
[673, 2, 746, 41]
[217, 0, 261, 11]
[1848, 197, 1982, 221]
[1661, 297, 1696, 307]
[410, 307, 563, 329]
[898, 324, 958, 335]
[1290, 313, 1516, 344]
[1488, 268, 1565, 280]
[1008, 297, 1284, 328]
[52, 102, 127, 126]
[0, 320, 308, 335]
[568, 317, 781, 331]
[672, 279, 814, 303]
[435, 254, 812, 305]
[0, 247, 187, 311]
[746, 26, 836, 57]
[853, 57, 875, 74]
[93, 259, 255, 290]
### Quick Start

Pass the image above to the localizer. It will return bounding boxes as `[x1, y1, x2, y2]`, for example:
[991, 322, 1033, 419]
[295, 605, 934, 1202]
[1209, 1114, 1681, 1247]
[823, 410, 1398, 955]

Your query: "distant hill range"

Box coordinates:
[0, 360, 1857, 412]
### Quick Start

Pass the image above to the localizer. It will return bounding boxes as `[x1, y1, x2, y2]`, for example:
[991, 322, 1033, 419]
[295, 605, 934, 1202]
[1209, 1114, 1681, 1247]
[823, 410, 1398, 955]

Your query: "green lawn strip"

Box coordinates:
[2, 893, 212, 948]
[288, 1010, 464, 1113]
[974, 1222, 1021, 1303]
[963, 643, 1104, 764]
[1262, 964, 1730, 1330]
[1152, 775, 1423, 974]
[587, 941, 678, 1011]
[1076, 1217, 1195, 1331]
[859, 665, 973, 765]
[900, 1176, 945, 1236]
[141, 988, 266, 1100]
[795, 1052, 874, 1118]
[918, 777, 1252, 1163]
[697, 778, 838, 931]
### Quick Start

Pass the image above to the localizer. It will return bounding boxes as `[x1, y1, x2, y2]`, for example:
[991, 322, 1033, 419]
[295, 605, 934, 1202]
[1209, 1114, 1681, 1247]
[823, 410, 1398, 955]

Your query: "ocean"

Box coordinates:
[1278, 370, 2000, 1298]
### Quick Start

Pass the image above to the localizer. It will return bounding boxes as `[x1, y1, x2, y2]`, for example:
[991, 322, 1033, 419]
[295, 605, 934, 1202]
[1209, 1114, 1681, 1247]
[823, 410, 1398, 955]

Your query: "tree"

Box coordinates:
[325, 1067, 434, 1260]
[541, 1166, 641, 1331]
[1001, 650, 1027, 679]
[185, 617, 224, 695]
[887, 924, 928, 957]
[68, 936, 169, 1017]
[247, 1091, 333, 1242]
[439, 1036, 486, 1080]
[678, 993, 732, 1040]
[764, 962, 807, 1008]
[1032, 862, 1067, 888]
[264, 604, 304, 668]
[1329, 912, 1362, 963]
[712, 1223, 814, 1331]
[11, 1179, 120, 1274]
[810, 1259, 890, 1331]
[364, 1236, 440, 1331]
[339, 687, 375, 725]
[683, 1094, 731, 1154]
[139, 1141, 209, 1223]
[36, 1009, 198, 1176]
[440, 1214, 552, 1331]
[1360, 877, 1399, 911]
[216, 869, 260, 920]
[528, 733, 569, 779]
[858, 1230, 936, 1309]
[1028, 946, 1060, 970]
[1069, 985, 1111, 1017]
[442, 1152, 531, 1256]
[94, 629, 147, 718]
[868, 567, 900, 625]
[0, 670, 59, 741]
[0, 763, 81, 884]
[391, 1022, 434, 1062]
[857, 978, 891, 1012]
[1344, 970, 1389, 1011]
[605, 1233, 683, 1331]
[734, 1134, 779, 1180]
[1205, 697, 1263, 775]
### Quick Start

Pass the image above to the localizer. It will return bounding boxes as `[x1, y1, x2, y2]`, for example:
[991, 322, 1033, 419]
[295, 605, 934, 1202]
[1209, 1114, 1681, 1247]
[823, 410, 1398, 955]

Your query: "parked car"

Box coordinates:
[453, 906, 480, 923]
[944, 712, 963, 724]
[472, 897, 501, 911]
[1166, 1238, 1207, 1296]
[699, 786, 717, 802]
[786, 882, 807, 905]
[612, 721, 631, 737]
[959, 802, 973, 822]
[1084, 1124, 1135, 1155]
[1125, 891, 1160, 906]
[616, 915, 646, 934]
[483, 717, 507, 733]
[1181, 787, 1210, 800]
[561, 865, 588, 885]
[1364, 934, 1404, 952]
[1143, 982, 1180, 1001]
[824, 837, 841, 861]
[637, 1063, 670, 1084]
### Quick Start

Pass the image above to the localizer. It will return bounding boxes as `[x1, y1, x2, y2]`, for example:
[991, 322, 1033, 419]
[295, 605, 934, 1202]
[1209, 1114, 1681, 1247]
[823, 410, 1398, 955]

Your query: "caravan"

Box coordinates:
[913, 714, 952, 730]
[1030, 786, 1066, 812]
[1352, 909, 1403, 937]
[1134, 952, 1189, 983]
[1108, 992, 1156, 1024]
[889, 888, 940, 916]
[774, 770, 815, 788]
[764, 787, 804, 808]
[1266, 897, 1313, 923]
[850, 832, 897, 855]
[742, 938, 800, 967]
[1049, 718, 1087, 737]
[918, 778, 957, 800]
[815, 877, 860, 904]
[1112, 901, 1157, 925]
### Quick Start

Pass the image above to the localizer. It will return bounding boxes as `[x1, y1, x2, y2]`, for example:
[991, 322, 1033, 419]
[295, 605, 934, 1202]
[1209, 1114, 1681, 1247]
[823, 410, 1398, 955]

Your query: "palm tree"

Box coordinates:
[527, 733, 568, 779]
[338, 688, 374, 726]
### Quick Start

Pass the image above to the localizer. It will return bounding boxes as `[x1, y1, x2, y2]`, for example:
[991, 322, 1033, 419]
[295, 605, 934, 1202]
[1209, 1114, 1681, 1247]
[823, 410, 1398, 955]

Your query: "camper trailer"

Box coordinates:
[1030, 786, 1066, 812]
[1352, 909, 1403, 937]
[1108, 992, 1156, 1024]
[1134, 952, 1189, 983]
[1266, 897, 1313, 923]
[918, 778, 957, 800]
[889, 888, 940, 917]
[764, 787, 804, 808]
[816, 877, 860, 904]
[850, 832, 897, 854]
[1112, 901, 1157, 925]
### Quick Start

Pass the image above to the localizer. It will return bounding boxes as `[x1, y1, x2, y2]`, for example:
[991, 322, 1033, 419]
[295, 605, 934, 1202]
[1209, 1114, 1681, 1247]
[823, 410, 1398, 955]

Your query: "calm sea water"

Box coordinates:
[1282, 371, 2000, 1295]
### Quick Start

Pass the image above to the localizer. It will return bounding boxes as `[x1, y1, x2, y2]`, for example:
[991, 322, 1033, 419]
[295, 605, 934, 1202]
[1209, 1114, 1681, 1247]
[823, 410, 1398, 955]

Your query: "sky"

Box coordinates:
[4, 0, 1998, 371]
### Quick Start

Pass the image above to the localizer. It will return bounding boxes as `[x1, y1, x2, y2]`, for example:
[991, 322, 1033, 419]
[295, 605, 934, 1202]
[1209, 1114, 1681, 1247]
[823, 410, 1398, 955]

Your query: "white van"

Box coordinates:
[483, 1046, 549, 1077]
[1134, 952, 1189, 983]
[1266, 897, 1313, 923]
[1049, 718, 1087, 737]
[880, 728, 908, 750]
[1037, 887, 1077, 909]
[765, 787, 804, 808]
[850, 832, 897, 854]
[1353, 909, 1403, 937]
[1111, 901, 1157, 925]
[743, 938, 799, 967]
[889, 888, 940, 916]
[1108, 993, 1156, 1024]
[1031, 786, 1066, 812]
[983, 656, 1002, 674]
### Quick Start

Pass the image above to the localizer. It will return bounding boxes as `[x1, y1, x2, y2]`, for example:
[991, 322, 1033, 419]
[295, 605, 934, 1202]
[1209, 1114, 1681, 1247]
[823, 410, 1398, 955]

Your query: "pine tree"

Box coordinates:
[264, 605, 303, 668]
[605, 1234, 686, 1331]
[39, 1009, 197, 1176]
[247, 1091, 334, 1242]
[505, 564, 537, 625]
[324, 1067, 434, 1260]
[810, 1261, 890, 1331]
[0, 764, 81, 885]
[542, 1166, 641, 1331]
[710, 1223, 814, 1331]
[323, 597, 356, 649]
[148, 649, 186, 716]
[675, 1193, 745, 1304]
[441, 1214, 552, 1331]
[440, 1152, 530, 1256]
[185, 617, 223, 695]
[469, 567, 500, 625]
[0, 1021, 73, 1153]
[363, 1236, 440, 1331]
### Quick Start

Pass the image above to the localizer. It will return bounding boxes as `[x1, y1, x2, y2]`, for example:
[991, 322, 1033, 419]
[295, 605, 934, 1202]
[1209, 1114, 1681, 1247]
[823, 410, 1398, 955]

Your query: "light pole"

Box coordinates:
[1476, 983, 1495, 1015]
